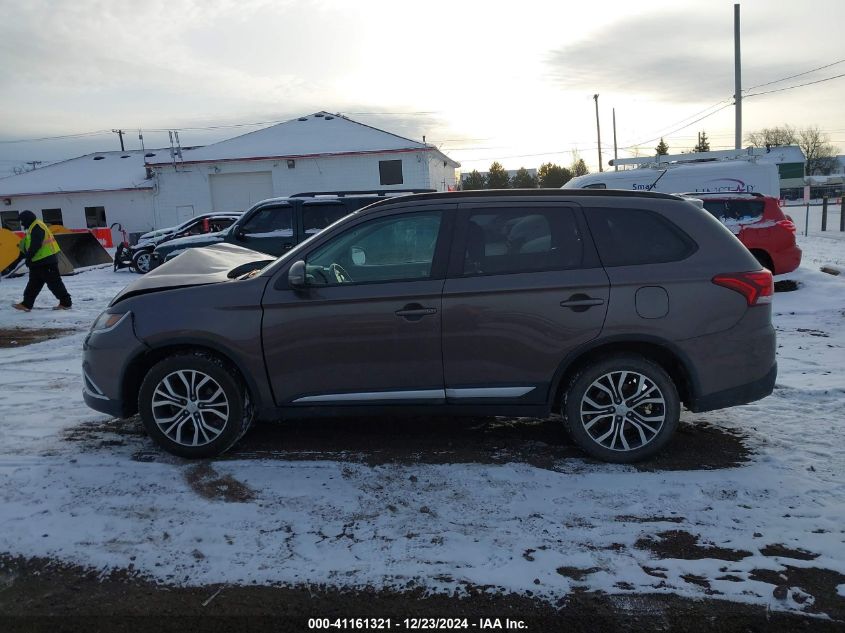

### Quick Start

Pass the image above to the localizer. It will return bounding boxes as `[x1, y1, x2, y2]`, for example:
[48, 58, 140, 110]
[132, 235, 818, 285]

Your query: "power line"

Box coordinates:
[743, 58, 845, 93]
[744, 72, 845, 98]
[623, 102, 734, 149]
[0, 130, 112, 144]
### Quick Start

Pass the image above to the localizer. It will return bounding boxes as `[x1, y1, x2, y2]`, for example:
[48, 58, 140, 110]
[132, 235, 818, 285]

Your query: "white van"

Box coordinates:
[563, 154, 781, 198]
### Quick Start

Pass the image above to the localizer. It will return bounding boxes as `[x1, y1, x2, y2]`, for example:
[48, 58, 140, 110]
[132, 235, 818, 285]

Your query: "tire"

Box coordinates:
[138, 352, 253, 458]
[751, 250, 774, 274]
[562, 354, 680, 463]
[132, 249, 155, 274]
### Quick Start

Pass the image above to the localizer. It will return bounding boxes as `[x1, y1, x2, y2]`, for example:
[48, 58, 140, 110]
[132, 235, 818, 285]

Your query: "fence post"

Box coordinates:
[841, 196, 844, 232]
[821, 196, 828, 231]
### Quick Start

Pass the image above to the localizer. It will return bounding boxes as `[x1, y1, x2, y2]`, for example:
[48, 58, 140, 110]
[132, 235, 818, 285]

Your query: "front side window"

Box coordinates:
[84, 206, 107, 228]
[306, 211, 442, 286]
[302, 204, 350, 235]
[240, 206, 293, 237]
[586, 207, 697, 267]
[462, 207, 583, 276]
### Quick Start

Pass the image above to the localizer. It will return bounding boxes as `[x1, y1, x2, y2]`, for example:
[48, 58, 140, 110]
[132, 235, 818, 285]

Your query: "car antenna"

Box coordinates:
[646, 169, 668, 191]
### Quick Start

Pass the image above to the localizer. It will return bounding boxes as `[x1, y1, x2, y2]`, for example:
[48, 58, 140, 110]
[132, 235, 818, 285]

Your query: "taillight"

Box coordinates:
[777, 218, 797, 233]
[712, 270, 774, 306]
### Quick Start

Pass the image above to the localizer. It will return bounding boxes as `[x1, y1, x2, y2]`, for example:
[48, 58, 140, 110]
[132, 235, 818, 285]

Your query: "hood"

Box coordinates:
[154, 230, 227, 253]
[110, 243, 275, 305]
[139, 227, 175, 240]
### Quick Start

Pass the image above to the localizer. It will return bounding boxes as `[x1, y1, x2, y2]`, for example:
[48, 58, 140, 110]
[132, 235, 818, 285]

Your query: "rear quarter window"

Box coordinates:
[586, 207, 697, 267]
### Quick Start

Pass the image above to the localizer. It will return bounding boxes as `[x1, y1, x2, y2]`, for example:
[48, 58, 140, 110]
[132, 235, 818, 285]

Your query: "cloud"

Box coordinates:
[546, 9, 817, 102]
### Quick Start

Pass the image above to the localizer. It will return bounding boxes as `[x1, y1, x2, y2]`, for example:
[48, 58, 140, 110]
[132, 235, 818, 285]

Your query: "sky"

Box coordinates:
[1, 0, 844, 177]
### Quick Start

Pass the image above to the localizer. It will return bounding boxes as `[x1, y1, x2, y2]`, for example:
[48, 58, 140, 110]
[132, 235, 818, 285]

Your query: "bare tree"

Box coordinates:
[745, 125, 796, 148]
[797, 126, 838, 175]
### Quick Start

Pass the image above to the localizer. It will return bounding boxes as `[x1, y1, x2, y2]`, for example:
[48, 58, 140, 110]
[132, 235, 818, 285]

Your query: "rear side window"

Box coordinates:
[702, 200, 764, 222]
[586, 208, 696, 267]
[303, 204, 350, 235]
[462, 207, 583, 276]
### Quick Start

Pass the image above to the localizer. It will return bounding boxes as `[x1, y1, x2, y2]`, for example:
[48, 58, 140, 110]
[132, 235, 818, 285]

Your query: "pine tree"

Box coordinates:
[462, 170, 486, 190]
[538, 162, 574, 188]
[655, 138, 669, 156]
[693, 132, 710, 153]
[572, 158, 589, 177]
[486, 162, 511, 189]
[511, 167, 538, 188]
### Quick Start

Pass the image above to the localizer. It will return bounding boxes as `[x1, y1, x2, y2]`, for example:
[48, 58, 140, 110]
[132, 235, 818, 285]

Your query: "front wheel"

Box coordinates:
[563, 354, 680, 463]
[138, 352, 253, 458]
[131, 249, 155, 274]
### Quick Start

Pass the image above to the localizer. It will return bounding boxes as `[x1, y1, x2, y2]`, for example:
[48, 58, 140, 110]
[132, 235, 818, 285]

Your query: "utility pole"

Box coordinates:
[734, 3, 742, 150]
[112, 129, 125, 151]
[593, 94, 603, 172]
[612, 108, 618, 171]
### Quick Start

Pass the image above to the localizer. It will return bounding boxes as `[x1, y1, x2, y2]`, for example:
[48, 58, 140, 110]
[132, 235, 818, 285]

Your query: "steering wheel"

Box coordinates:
[329, 263, 353, 284]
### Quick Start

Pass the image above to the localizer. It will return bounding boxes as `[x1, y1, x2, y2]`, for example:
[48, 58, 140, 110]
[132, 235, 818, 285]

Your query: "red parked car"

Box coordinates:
[692, 193, 802, 274]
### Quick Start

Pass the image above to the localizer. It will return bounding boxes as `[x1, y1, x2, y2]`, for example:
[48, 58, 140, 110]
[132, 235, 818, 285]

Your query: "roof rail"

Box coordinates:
[291, 189, 435, 198]
[679, 191, 764, 198]
[610, 147, 769, 168]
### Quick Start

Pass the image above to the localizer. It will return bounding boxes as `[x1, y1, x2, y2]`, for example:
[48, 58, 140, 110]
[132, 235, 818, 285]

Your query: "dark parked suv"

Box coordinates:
[83, 190, 776, 462]
[150, 190, 433, 268]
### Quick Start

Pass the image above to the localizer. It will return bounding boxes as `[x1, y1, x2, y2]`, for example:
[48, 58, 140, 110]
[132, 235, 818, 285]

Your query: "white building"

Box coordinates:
[0, 112, 459, 237]
[148, 112, 459, 229]
[0, 150, 155, 237]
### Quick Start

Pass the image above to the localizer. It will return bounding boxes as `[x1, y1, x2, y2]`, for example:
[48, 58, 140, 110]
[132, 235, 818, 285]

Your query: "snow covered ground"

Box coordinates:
[0, 236, 843, 618]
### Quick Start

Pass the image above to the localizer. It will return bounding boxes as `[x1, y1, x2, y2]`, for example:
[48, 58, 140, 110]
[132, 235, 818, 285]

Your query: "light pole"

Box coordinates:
[593, 94, 603, 172]
[734, 3, 742, 150]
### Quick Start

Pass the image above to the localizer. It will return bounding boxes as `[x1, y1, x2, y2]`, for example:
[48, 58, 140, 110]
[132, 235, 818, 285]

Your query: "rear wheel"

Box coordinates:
[563, 354, 679, 463]
[751, 250, 774, 274]
[138, 352, 253, 458]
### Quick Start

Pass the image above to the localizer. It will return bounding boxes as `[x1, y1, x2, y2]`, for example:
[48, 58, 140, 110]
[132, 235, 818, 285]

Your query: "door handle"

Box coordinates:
[395, 303, 438, 321]
[560, 294, 605, 312]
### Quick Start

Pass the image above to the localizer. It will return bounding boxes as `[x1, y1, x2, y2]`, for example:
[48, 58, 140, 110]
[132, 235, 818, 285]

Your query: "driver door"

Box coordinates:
[261, 205, 454, 406]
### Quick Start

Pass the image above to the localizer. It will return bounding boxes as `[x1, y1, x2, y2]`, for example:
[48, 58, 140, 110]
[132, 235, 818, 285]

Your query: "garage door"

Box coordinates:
[209, 172, 274, 212]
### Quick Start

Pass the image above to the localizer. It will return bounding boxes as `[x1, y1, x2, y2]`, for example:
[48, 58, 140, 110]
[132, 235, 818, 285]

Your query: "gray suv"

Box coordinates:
[83, 190, 776, 462]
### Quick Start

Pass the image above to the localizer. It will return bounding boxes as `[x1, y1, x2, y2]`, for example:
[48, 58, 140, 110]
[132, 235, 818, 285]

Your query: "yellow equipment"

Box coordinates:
[0, 228, 20, 274]
[0, 227, 112, 276]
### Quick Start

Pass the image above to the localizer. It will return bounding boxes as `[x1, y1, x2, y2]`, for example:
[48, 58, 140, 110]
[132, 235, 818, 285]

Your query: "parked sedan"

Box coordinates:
[131, 213, 241, 273]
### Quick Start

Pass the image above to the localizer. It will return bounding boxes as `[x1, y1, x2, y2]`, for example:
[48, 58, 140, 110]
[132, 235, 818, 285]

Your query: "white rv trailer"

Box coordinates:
[563, 148, 781, 198]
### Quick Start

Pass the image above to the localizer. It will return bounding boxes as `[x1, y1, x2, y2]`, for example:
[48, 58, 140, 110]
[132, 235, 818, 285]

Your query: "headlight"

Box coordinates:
[90, 310, 130, 333]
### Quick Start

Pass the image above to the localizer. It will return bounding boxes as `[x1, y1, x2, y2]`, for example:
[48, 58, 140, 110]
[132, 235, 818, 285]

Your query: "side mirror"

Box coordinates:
[351, 246, 366, 265]
[288, 260, 307, 288]
[235, 227, 246, 241]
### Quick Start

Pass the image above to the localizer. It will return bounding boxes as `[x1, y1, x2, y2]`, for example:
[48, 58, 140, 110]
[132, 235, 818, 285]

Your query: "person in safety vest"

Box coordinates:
[11, 210, 72, 312]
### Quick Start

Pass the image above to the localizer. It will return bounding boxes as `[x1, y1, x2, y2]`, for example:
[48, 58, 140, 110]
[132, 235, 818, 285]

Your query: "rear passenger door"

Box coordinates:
[442, 202, 609, 405]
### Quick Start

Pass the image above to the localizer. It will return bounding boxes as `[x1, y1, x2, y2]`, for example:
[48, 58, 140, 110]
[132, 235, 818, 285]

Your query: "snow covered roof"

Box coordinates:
[756, 145, 805, 164]
[0, 149, 158, 198]
[150, 112, 459, 167]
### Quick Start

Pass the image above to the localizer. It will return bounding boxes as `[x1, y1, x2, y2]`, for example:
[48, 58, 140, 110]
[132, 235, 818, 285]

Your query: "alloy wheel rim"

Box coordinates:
[136, 253, 151, 272]
[579, 370, 666, 452]
[151, 370, 230, 447]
